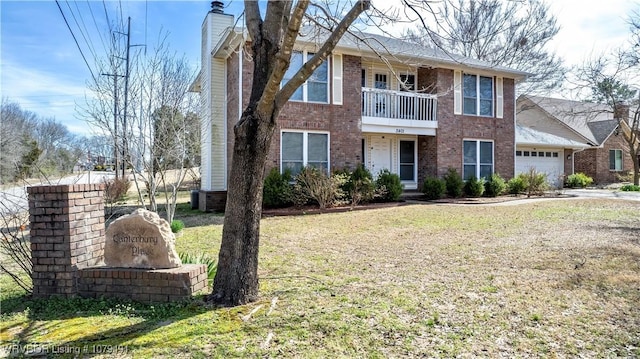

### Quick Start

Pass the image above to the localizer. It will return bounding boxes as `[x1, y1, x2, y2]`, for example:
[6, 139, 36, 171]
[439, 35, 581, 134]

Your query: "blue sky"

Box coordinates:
[1, 0, 638, 136]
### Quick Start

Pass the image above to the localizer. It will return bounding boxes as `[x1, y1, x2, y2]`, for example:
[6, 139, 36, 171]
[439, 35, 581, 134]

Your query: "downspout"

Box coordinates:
[571, 148, 586, 174]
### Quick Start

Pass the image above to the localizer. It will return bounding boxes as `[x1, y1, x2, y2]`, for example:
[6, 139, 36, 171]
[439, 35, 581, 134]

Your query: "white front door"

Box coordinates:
[370, 135, 391, 176]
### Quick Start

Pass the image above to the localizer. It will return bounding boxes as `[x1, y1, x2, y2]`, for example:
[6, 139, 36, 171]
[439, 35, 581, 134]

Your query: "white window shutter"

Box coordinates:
[332, 54, 343, 105]
[496, 77, 504, 119]
[454, 70, 462, 115]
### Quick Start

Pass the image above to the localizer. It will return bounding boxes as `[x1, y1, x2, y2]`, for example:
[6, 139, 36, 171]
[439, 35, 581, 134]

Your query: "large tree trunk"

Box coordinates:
[209, 0, 370, 307]
[209, 107, 275, 305]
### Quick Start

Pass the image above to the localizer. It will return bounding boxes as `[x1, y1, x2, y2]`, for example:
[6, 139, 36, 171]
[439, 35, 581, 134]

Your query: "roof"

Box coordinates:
[516, 125, 590, 149]
[295, 26, 530, 80]
[222, 25, 529, 80]
[519, 95, 616, 145]
[587, 120, 619, 144]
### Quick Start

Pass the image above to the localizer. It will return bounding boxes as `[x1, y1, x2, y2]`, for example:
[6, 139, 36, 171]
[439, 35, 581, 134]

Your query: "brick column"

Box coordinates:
[27, 184, 105, 297]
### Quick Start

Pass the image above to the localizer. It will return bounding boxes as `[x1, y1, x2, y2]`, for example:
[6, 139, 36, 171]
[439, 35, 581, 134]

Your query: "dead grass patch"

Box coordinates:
[1, 198, 639, 357]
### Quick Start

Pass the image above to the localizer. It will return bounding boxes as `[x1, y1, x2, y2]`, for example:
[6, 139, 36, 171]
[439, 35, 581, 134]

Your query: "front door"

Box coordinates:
[369, 135, 391, 176]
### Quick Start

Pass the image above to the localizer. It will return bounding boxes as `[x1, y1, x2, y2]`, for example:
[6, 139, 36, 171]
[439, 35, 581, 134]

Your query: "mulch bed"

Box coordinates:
[262, 192, 572, 217]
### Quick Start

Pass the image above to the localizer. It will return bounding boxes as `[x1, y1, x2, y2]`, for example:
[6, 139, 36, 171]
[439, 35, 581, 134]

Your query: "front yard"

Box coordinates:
[1, 198, 639, 357]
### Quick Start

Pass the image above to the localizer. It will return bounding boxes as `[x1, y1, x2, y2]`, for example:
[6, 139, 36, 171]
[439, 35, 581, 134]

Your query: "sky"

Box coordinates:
[1, 0, 638, 136]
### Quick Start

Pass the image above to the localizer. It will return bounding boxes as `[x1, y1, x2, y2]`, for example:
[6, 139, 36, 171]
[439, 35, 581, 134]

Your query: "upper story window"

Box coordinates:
[282, 51, 328, 103]
[463, 74, 493, 117]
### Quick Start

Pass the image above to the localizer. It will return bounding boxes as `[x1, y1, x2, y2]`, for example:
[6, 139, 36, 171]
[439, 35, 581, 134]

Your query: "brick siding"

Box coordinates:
[574, 132, 634, 184]
[28, 184, 207, 302]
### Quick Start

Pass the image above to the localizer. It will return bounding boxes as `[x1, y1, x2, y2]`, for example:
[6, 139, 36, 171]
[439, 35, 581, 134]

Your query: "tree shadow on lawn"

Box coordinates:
[1, 293, 233, 356]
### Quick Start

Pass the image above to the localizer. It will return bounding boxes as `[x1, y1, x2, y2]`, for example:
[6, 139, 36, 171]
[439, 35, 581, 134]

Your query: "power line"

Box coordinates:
[55, 0, 97, 83]
[65, 0, 99, 64]
[87, 0, 109, 56]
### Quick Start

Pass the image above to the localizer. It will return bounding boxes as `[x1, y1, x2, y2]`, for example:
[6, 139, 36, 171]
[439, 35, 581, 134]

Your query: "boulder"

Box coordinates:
[104, 208, 182, 269]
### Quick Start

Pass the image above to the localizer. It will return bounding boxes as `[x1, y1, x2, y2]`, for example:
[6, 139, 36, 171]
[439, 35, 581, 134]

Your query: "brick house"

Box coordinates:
[516, 95, 635, 185]
[193, 5, 527, 211]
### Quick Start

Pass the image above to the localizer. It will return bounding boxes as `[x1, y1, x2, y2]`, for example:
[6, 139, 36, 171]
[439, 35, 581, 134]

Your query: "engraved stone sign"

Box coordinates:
[104, 208, 182, 269]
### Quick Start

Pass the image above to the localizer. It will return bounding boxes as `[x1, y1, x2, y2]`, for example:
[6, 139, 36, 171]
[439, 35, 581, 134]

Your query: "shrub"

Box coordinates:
[345, 164, 375, 205]
[263, 168, 293, 208]
[565, 172, 593, 188]
[484, 173, 506, 197]
[507, 176, 526, 195]
[443, 167, 464, 198]
[522, 169, 548, 197]
[293, 166, 341, 209]
[463, 176, 485, 197]
[170, 219, 185, 233]
[375, 169, 404, 202]
[102, 177, 131, 204]
[620, 184, 640, 191]
[422, 177, 446, 200]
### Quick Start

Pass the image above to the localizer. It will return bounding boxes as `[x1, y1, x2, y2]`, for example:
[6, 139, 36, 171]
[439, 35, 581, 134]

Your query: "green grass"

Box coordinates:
[1, 198, 640, 357]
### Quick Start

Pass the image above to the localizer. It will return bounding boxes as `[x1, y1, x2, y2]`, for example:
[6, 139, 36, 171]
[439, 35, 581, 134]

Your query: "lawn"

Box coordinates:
[1, 198, 639, 358]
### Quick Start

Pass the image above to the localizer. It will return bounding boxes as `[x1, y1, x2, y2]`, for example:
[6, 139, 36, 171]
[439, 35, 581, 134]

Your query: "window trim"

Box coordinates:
[280, 130, 330, 175]
[462, 73, 494, 117]
[463, 139, 494, 179]
[609, 149, 623, 171]
[282, 50, 330, 104]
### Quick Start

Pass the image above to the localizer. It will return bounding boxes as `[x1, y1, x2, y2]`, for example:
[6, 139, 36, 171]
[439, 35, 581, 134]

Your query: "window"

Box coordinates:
[463, 140, 493, 180]
[463, 74, 493, 117]
[516, 150, 522, 156]
[609, 149, 623, 171]
[399, 140, 416, 181]
[282, 51, 328, 103]
[281, 131, 329, 176]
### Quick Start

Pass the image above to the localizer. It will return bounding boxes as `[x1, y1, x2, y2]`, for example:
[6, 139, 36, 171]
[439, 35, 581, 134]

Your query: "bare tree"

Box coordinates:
[82, 22, 199, 224]
[402, 0, 564, 95]
[572, 48, 640, 185]
[210, 0, 371, 306]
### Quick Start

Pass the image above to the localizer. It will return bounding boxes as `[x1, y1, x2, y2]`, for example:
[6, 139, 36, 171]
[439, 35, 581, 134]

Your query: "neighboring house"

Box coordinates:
[516, 95, 634, 186]
[193, 4, 527, 211]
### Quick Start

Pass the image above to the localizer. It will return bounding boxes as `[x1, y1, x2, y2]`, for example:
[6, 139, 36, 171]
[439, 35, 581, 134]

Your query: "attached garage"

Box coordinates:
[515, 148, 564, 187]
[515, 125, 591, 188]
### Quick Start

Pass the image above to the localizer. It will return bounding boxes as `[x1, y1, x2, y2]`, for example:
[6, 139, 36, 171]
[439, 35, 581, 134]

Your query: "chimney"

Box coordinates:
[614, 101, 630, 123]
[211, 1, 224, 14]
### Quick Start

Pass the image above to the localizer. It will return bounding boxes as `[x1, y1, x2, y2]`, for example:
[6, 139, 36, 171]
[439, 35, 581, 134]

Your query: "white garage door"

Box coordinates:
[515, 149, 564, 188]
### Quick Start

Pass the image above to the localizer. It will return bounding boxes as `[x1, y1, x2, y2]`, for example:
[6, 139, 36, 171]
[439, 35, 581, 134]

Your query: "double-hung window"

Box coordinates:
[463, 74, 494, 117]
[463, 140, 493, 180]
[281, 131, 329, 176]
[282, 51, 328, 103]
[609, 149, 623, 171]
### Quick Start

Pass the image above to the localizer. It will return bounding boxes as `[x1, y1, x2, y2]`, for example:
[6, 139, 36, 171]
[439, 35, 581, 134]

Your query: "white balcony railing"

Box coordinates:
[362, 87, 437, 122]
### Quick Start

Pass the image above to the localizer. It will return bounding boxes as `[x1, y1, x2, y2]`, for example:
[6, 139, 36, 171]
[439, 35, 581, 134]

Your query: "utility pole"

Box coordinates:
[122, 17, 131, 179]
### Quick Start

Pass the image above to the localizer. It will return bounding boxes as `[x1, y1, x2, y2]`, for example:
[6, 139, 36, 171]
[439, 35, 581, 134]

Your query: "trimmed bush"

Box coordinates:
[620, 184, 640, 191]
[463, 176, 485, 197]
[444, 167, 464, 198]
[422, 177, 446, 200]
[507, 176, 526, 195]
[484, 173, 506, 197]
[344, 164, 375, 205]
[375, 169, 404, 202]
[170, 219, 185, 233]
[565, 172, 593, 188]
[263, 168, 293, 208]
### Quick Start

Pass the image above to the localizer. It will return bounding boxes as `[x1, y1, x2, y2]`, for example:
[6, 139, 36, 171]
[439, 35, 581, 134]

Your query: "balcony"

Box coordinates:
[361, 87, 437, 135]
